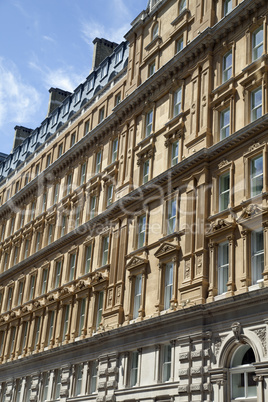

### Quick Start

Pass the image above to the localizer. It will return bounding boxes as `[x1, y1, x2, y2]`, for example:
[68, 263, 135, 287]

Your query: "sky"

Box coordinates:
[0, 0, 147, 155]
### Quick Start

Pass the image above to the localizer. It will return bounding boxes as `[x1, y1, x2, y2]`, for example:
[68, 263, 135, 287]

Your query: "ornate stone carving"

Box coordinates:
[196, 255, 202, 275]
[206, 219, 235, 235]
[218, 160, 229, 169]
[248, 141, 265, 153]
[232, 322, 242, 342]
[253, 328, 267, 354]
[184, 259, 191, 279]
[214, 336, 226, 356]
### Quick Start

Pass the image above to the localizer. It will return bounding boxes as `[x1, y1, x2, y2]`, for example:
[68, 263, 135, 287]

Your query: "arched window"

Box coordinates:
[179, 0, 186, 14]
[152, 22, 159, 40]
[230, 345, 257, 400]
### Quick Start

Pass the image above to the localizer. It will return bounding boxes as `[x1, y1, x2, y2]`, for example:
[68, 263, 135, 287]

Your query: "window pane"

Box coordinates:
[85, 244, 92, 273]
[223, 0, 232, 16]
[222, 50, 232, 82]
[96, 291, 104, 328]
[218, 242, 229, 294]
[133, 274, 142, 319]
[146, 110, 153, 137]
[219, 172, 230, 211]
[220, 108, 230, 139]
[251, 87, 262, 121]
[162, 344, 171, 382]
[138, 215, 146, 248]
[130, 351, 139, 387]
[143, 160, 150, 184]
[167, 199, 176, 234]
[174, 88, 182, 116]
[102, 236, 109, 265]
[252, 230, 264, 284]
[164, 263, 173, 310]
[250, 155, 263, 196]
[252, 26, 263, 61]
[171, 141, 179, 166]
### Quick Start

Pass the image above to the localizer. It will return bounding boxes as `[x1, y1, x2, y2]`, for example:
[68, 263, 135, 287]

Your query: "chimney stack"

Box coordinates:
[92, 38, 118, 70]
[13, 126, 33, 151]
[47, 88, 71, 117]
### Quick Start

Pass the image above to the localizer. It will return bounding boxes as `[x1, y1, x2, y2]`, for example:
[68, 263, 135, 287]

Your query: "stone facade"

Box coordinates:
[0, 0, 268, 401]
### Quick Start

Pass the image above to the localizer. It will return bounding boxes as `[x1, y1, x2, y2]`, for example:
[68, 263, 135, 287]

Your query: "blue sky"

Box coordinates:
[0, 0, 147, 155]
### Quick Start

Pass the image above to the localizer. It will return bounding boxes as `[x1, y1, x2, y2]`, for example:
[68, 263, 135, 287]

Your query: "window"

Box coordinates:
[219, 171, 230, 211]
[100, 64, 108, 79]
[152, 22, 159, 40]
[171, 141, 179, 166]
[10, 216, 15, 234]
[96, 291, 104, 328]
[115, 93, 121, 106]
[6, 287, 13, 311]
[174, 87, 182, 116]
[3, 252, 9, 271]
[66, 173, 73, 195]
[90, 196, 97, 219]
[41, 372, 50, 402]
[15, 379, 22, 402]
[164, 262, 173, 310]
[34, 231, 41, 253]
[29, 275, 36, 300]
[167, 199, 176, 234]
[54, 182, 60, 204]
[69, 253, 77, 282]
[42, 268, 48, 294]
[99, 107, 105, 123]
[149, 61, 155, 77]
[84, 120, 90, 135]
[62, 101, 69, 116]
[62, 304, 70, 341]
[34, 316, 41, 351]
[251, 87, 262, 121]
[9, 326, 16, 358]
[30, 201, 36, 221]
[80, 162, 87, 185]
[222, 50, 232, 82]
[162, 344, 172, 382]
[74, 89, 82, 104]
[35, 164, 40, 177]
[251, 229, 264, 285]
[142, 160, 150, 184]
[70, 133, 76, 147]
[74, 364, 83, 396]
[61, 215, 67, 237]
[115, 48, 123, 64]
[15, 181, 20, 193]
[145, 110, 153, 137]
[46, 154, 51, 168]
[17, 281, 24, 305]
[48, 224, 54, 245]
[112, 138, 118, 163]
[133, 274, 142, 319]
[137, 215, 146, 249]
[21, 321, 29, 354]
[24, 239, 30, 259]
[95, 151, 102, 173]
[179, 0, 186, 13]
[87, 78, 94, 92]
[129, 351, 139, 387]
[51, 113, 58, 126]
[107, 185, 113, 207]
[75, 206, 81, 229]
[223, 0, 232, 16]
[84, 244, 92, 275]
[102, 236, 109, 266]
[58, 143, 63, 157]
[1, 224, 5, 241]
[53, 369, 62, 400]
[42, 192, 47, 213]
[219, 107, 230, 139]
[252, 26, 263, 61]
[20, 209, 25, 228]
[250, 154, 263, 197]
[218, 241, 229, 294]
[89, 361, 98, 393]
[47, 310, 55, 347]
[230, 345, 256, 400]
[24, 377, 31, 402]
[176, 36, 183, 53]
[78, 298, 86, 337]
[54, 260, 62, 288]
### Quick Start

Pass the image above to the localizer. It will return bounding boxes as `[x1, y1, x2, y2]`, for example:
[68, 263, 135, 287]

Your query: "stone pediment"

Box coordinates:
[206, 219, 235, 236]
[154, 242, 180, 258]
[126, 256, 148, 270]
[237, 204, 267, 224]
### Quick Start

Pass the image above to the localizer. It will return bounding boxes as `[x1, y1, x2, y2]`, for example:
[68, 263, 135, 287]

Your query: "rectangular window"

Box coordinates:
[96, 291, 104, 328]
[75, 206, 81, 229]
[146, 110, 153, 137]
[42, 268, 48, 294]
[62, 304, 70, 340]
[164, 262, 173, 310]
[115, 93, 121, 106]
[3, 253, 9, 271]
[218, 241, 229, 294]
[95, 151, 102, 173]
[176, 36, 183, 53]
[84, 120, 90, 135]
[78, 298, 86, 337]
[31, 201, 36, 221]
[142, 160, 150, 184]
[74, 364, 83, 396]
[69, 253, 77, 282]
[15, 181, 20, 193]
[130, 351, 139, 387]
[48, 224, 53, 245]
[17, 281, 24, 306]
[47, 310, 55, 346]
[20, 210, 25, 228]
[115, 48, 123, 64]
[80, 163, 87, 185]
[162, 344, 172, 382]
[29, 275, 36, 300]
[250, 154, 263, 197]
[6, 287, 13, 311]
[171, 141, 179, 166]
[219, 172, 230, 211]
[252, 26, 263, 61]
[34, 317, 41, 350]
[24, 239, 30, 259]
[149, 61, 155, 77]
[42, 372, 49, 402]
[220, 107, 230, 139]
[54, 369, 61, 400]
[42, 193, 47, 213]
[35, 164, 40, 177]
[90, 196, 97, 219]
[112, 138, 118, 163]
[99, 107, 105, 123]
[251, 87, 262, 121]
[9, 326, 16, 357]
[70, 133, 76, 147]
[133, 274, 142, 319]
[46, 154, 51, 168]
[174, 87, 182, 116]
[54, 183, 59, 204]
[167, 199, 176, 235]
[138, 215, 146, 249]
[90, 361, 98, 393]
[15, 379, 22, 402]
[1, 224, 5, 241]
[10, 216, 15, 235]
[85, 244, 92, 274]
[58, 143, 63, 157]
[107, 185, 113, 207]
[21, 321, 29, 352]
[251, 229, 264, 285]
[61, 215, 67, 237]
[102, 236, 109, 266]
[222, 50, 232, 82]
[223, 0, 232, 16]
[54, 261, 62, 288]
[67, 173, 73, 195]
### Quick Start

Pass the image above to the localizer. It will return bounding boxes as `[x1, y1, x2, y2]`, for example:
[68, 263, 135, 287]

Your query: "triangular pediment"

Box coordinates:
[237, 204, 267, 224]
[126, 256, 148, 270]
[206, 219, 235, 236]
[154, 242, 180, 258]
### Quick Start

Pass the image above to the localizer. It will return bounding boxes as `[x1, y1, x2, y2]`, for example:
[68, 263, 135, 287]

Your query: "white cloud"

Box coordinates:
[43, 35, 56, 44]
[0, 58, 41, 129]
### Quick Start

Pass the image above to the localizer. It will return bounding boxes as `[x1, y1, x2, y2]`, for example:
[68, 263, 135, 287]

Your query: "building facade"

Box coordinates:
[0, 0, 268, 401]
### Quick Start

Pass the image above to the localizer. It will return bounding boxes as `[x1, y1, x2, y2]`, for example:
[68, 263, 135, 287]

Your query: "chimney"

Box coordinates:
[92, 38, 118, 70]
[13, 126, 33, 151]
[47, 88, 71, 117]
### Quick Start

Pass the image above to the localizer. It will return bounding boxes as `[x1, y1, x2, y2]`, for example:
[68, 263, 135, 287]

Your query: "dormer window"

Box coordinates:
[87, 77, 94, 92]
[101, 63, 108, 79]
[62, 102, 69, 116]
[115, 48, 123, 64]
[74, 89, 82, 105]
[51, 112, 58, 127]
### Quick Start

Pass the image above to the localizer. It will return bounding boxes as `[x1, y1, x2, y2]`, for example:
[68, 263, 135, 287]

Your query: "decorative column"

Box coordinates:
[241, 229, 249, 290]
[207, 242, 217, 301]
[227, 234, 235, 295]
